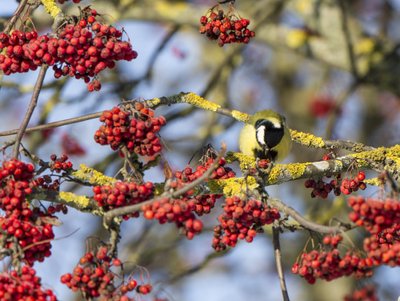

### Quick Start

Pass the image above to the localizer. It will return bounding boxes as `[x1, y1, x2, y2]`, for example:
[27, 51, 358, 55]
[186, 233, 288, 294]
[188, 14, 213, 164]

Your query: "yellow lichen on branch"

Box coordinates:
[231, 110, 250, 123]
[145, 93, 222, 112]
[226, 152, 256, 170]
[183, 92, 221, 112]
[290, 130, 326, 148]
[348, 147, 387, 165]
[385, 144, 400, 165]
[364, 177, 382, 186]
[72, 164, 116, 186]
[59, 191, 90, 209]
[40, 0, 61, 18]
[208, 177, 258, 197]
[267, 162, 307, 184]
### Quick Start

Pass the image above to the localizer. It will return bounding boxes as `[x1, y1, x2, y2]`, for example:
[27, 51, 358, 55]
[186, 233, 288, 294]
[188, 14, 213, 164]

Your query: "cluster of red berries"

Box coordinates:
[0, 160, 34, 214]
[175, 157, 236, 183]
[61, 245, 151, 300]
[305, 171, 366, 199]
[143, 156, 235, 240]
[304, 177, 341, 198]
[347, 196, 400, 234]
[256, 159, 271, 169]
[363, 234, 400, 267]
[377, 223, 400, 244]
[1, 208, 56, 265]
[0, 265, 57, 300]
[344, 285, 379, 301]
[340, 172, 366, 195]
[94, 103, 166, 156]
[309, 95, 337, 118]
[346, 196, 400, 269]
[143, 196, 204, 240]
[33, 175, 61, 191]
[199, 8, 255, 46]
[49, 154, 73, 173]
[0, 159, 34, 182]
[322, 234, 343, 248]
[32, 154, 73, 191]
[212, 197, 280, 251]
[0, 160, 57, 265]
[0, 9, 137, 91]
[61, 133, 86, 156]
[291, 248, 372, 284]
[93, 181, 154, 215]
[47, 203, 68, 215]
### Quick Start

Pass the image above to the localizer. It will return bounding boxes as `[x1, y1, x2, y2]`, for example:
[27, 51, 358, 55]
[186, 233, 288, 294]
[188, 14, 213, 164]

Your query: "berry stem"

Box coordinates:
[13, 65, 48, 159]
[272, 226, 290, 301]
[120, 146, 143, 182]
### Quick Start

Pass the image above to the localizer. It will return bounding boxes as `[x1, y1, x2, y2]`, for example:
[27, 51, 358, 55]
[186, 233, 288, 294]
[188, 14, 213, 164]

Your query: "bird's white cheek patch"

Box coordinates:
[256, 125, 266, 145]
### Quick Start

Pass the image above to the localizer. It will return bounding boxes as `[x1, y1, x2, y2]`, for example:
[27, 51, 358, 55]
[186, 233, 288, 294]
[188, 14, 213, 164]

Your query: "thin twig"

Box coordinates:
[169, 249, 229, 283]
[120, 146, 144, 183]
[268, 198, 352, 234]
[338, 0, 359, 79]
[0, 111, 102, 137]
[272, 226, 290, 301]
[3, 0, 29, 34]
[13, 66, 48, 158]
[144, 24, 180, 81]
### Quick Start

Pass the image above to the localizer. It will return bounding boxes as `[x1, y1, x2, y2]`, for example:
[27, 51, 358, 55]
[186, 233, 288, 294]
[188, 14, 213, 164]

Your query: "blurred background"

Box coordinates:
[1, 0, 400, 300]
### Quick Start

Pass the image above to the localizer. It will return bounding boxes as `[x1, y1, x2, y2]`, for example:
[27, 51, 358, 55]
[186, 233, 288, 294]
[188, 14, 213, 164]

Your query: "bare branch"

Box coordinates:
[0, 111, 102, 137]
[13, 66, 48, 158]
[268, 198, 352, 234]
[272, 226, 290, 301]
[3, 0, 29, 34]
[338, 0, 359, 79]
[169, 249, 229, 284]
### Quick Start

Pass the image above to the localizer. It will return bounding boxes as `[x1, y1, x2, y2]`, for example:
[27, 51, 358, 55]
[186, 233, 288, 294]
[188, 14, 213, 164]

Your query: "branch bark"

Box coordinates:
[3, 0, 29, 34]
[272, 226, 290, 301]
[13, 66, 48, 158]
[269, 198, 352, 234]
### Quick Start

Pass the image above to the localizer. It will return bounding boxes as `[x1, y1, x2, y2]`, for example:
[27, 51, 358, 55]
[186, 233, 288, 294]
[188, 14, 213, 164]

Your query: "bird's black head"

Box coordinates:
[255, 118, 284, 150]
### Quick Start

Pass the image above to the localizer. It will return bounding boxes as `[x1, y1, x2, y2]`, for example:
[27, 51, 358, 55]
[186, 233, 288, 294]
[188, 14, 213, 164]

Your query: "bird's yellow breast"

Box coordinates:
[239, 123, 262, 156]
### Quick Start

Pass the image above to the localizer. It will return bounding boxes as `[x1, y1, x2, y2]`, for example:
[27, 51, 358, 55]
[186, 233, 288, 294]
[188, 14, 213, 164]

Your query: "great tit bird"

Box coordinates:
[239, 110, 292, 162]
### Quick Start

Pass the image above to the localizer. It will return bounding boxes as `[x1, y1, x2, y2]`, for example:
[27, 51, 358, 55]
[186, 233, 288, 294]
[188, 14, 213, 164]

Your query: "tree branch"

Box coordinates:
[3, 0, 29, 34]
[338, 0, 359, 79]
[169, 249, 229, 284]
[0, 92, 376, 155]
[272, 226, 290, 301]
[268, 198, 352, 234]
[0, 111, 102, 137]
[13, 66, 48, 158]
